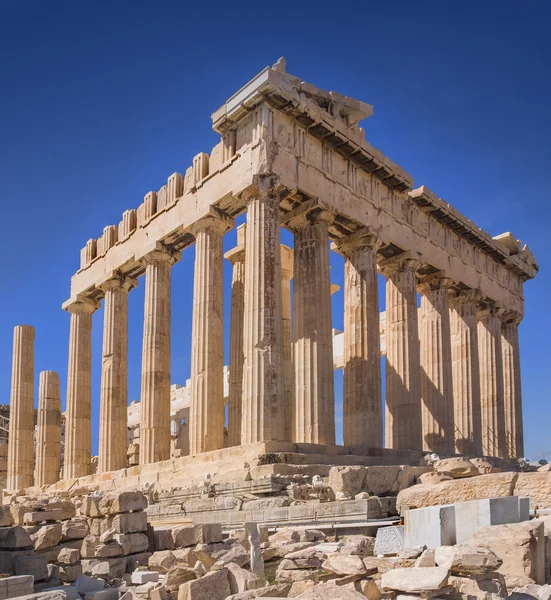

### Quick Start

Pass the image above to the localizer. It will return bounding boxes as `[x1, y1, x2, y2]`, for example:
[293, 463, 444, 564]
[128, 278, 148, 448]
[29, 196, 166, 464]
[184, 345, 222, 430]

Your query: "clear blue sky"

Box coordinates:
[1, 1, 549, 460]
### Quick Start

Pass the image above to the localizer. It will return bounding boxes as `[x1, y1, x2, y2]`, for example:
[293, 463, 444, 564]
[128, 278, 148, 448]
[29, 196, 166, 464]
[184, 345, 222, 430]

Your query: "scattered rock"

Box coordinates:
[449, 572, 508, 600]
[178, 568, 230, 600]
[327, 467, 367, 497]
[98, 491, 148, 516]
[435, 545, 502, 574]
[381, 566, 449, 593]
[434, 458, 479, 479]
[33, 524, 63, 552]
[164, 565, 196, 590]
[418, 472, 453, 485]
[322, 553, 366, 576]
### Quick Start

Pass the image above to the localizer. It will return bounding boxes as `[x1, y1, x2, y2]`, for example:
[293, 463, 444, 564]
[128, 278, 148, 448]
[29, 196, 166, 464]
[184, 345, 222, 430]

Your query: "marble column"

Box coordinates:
[140, 247, 179, 465]
[477, 306, 506, 457]
[189, 216, 229, 455]
[64, 299, 97, 480]
[241, 181, 285, 444]
[335, 231, 382, 448]
[7, 325, 35, 491]
[281, 244, 294, 442]
[225, 224, 246, 448]
[292, 211, 335, 445]
[98, 276, 135, 473]
[449, 289, 482, 455]
[502, 312, 523, 458]
[381, 254, 422, 451]
[35, 371, 61, 487]
[418, 274, 454, 454]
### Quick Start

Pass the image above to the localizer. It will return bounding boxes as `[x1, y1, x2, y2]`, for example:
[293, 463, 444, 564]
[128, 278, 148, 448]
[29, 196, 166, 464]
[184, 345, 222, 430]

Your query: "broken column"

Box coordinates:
[7, 325, 35, 490]
[290, 209, 335, 444]
[35, 370, 61, 487]
[334, 230, 382, 448]
[381, 254, 422, 451]
[98, 276, 135, 473]
[241, 178, 285, 444]
[477, 305, 506, 458]
[225, 224, 246, 448]
[501, 311, 524, 458]
[418, 274, 454, 454]
[64, 298, 97, 480]
[140, 246, 179, 465]
[189, 214, 229, 454]
[449, 289, 482, 456]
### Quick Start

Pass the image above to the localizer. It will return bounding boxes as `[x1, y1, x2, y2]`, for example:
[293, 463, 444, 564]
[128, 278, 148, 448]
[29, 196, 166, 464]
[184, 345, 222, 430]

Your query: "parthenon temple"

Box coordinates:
[5, 59, 538, 496]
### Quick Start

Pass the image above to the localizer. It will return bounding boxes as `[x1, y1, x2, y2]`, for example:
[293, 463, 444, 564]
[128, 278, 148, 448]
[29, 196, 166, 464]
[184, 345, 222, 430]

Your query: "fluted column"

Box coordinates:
[281, 244, 294, 442]
[241, 179, 285, 444]
[98, 276, 135, 473]
[477, 306, 506, 457]
[140, 246, 179, 465]
[502, 312, 523, 458]
[291, 211, 335, 444]
[189, 215, 229, 454]
[449, 289, 482, 455]
[381, 254, 422, 451]
[334, 230, 382, 448]
[225, 224, 246, 448]
[64, 299, 97, 480]
[7, 325, 35, 491]
[418, 274, 454, 454]
[35, 371, 61, 487]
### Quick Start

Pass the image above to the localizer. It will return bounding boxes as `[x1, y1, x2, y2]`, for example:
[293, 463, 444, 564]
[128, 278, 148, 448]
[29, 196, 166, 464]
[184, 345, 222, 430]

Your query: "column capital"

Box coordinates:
[280, 198, 335, 233]
[417, 271, 451, 295]
[379, 252, 420, 278]
[100, 274, 138, 294]
[64, 296, 100, 315]
[141, 244, 182, 267]
[190, 212, 233, 237]
[477, 303, 505, 321]
[501, 310, 523, 326]
[240, 174, 282, 205]
[332, 227, 381, 258]
[448, 287, 483, 307]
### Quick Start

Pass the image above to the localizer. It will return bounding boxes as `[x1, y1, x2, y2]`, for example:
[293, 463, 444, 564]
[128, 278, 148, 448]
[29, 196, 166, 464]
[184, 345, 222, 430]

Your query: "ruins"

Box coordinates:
[5, 59, 538, 498]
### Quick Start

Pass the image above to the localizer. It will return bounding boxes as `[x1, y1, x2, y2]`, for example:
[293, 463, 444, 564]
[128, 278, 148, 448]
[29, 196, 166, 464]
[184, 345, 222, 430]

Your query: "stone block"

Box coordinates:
[178, 568, 230, 600]
[81, 557, 127, 581]
[0, 549, 33, 574]
[435, 545, 502, 574]
[514, 473, 551, 509]
[81, 497, 101, 518]
[434, 458, 479, 479]
[0, 575, 34, 600]
[0, 506, 14, 528]
[448, 573, 508, 600]
[112, 511, 147, 534]
[14, 555, 48, 581]
[327, 466, 367, 497]
[154, 529, 175, 551]
[172, 524, 222, 548]
[404, 505, 456, 549]
[381, 567, 449, 593]
[455, 496, 525, 544]
[322, 553, 366, 575]
[34, 523, 63, 551]
[226, 562, 262, 594]
[373, 526, 404, 557]
[149, 550, 177, 573]
[98, 492, 147, 516]
[164, 566, 195, 591]
[0, 525, 33, 549]
[62, 518, 89, 541]
[520, 497, 531, 521]
[24, 509, 71, 524]
[75, 574, 105, 594]
[58, 548, 81, 565]
[115, 532, 149, 555]
[59, 563, 83, 583]
[131, 570, 160, 584]
[84, 590, 120, 600]
[125, 552, 151, 572]
[95, 541, 124, 557]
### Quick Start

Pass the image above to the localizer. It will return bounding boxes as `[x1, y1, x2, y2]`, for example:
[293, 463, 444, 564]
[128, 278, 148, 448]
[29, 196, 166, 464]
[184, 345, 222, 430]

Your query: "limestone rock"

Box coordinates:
[98, 491, 147, 516]
[414, 549, 435, 567]
[327, 466, 367, 497]
[34, 523, 63, 551]
[81, 535, 100, 558]
[178, 568, 230, 600]
[59, 562, 82, 583]
[340, 535, 375, 557]
[95, 541, 124, 558]
[114, 532, 149, 554]
[0, 506, 15, 527]
[471, 458, 501, 475]
[62, 518, 89, 541]
[468, 519, 546, 587]
[154, 529, 175, 551]
[363, 556, 415, 574]
[173, 524, 223, 548]
[514, 473, 551, 509]
[276, 567, 318, 584]
[511, 584, 551, 600]
[0, 525, 33, 549]
[112, 511, 147, 534]
[226, 583, 290, 599]
[226, 562, 262, 594]
[125, 551, 151, 572]
[149, 550, 177, 573]
[173, 548, 198, 567]
[14, 555, 49, 581]
[293, 582, 368, 599]
[435, 545, 502, 574]
[282, 546, 325, 569]
[81, 497, 102, 518]
[81, 557, 126, 581]
[381, 567, 449, 592]
[322, 553, 366, 576]
[265, 541, 315, 559]
[449, 572, 508, 600]
[164, 565, 196, 591]
[434, 458, 479, 479]
[396, 472, 517, 511]
[418, 472, 453, 485]
[58, 547, 80, 564]
[212, 542, 249, 569]
[242, 497, 290, 510]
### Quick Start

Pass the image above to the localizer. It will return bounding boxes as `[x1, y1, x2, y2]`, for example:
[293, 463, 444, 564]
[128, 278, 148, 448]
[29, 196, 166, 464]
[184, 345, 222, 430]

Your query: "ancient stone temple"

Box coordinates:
[5, 59, 538, 497]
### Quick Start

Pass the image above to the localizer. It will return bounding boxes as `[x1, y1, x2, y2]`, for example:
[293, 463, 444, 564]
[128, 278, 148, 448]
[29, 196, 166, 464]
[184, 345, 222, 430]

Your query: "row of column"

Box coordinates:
[56, 189, 523, 482]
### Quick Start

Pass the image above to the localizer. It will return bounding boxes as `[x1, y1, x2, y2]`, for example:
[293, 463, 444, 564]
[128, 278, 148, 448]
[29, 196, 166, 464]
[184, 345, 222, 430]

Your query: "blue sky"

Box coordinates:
[1, 1, 549, 459]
